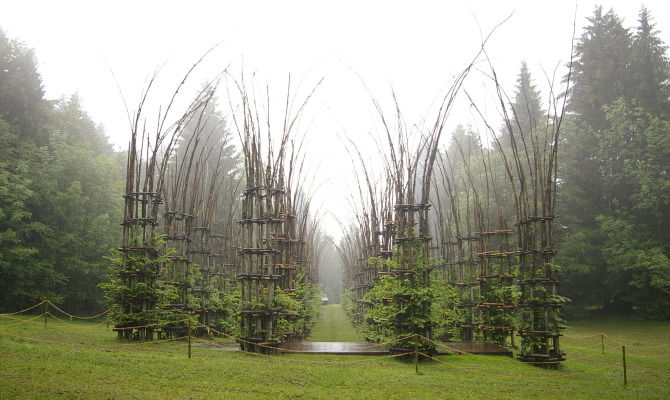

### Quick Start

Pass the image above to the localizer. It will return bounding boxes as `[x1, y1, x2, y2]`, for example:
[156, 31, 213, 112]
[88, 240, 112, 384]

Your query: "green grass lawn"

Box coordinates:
[1, 308, 668, 399]
[307, 304, 365, 342]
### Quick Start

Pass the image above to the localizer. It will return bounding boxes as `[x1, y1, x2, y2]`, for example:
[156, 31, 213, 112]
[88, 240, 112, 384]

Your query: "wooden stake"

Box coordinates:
[188, 318, 192, 359]
[44, 301, 48, 327]
[622, 345, 627, 386]
[414, 334, 419, 374]
[601, 334, 604, 354]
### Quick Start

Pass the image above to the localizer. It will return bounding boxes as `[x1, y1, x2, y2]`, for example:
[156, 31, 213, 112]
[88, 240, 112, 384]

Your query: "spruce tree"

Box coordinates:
[569, 6, 633, 131]
[510, 61, 544, 137]
[0, 29, 47, 144]
[558, 7, 633, 315]
[631, 6, 670, 116]
[561, 7, 634, 225]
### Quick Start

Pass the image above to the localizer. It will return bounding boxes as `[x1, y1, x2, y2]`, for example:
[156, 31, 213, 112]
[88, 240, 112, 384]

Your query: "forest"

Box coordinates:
[1, 3, 669, 328]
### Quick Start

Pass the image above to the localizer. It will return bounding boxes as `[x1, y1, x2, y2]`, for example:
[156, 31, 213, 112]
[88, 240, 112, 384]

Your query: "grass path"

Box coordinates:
[307, 304, 365, 342]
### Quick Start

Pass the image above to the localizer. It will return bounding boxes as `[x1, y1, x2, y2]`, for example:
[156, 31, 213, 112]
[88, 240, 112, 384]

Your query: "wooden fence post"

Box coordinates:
[188, 318, 192, 359]
[622, 345, 627, 386]
[414, 334, 419, 374]
[43, 301, 48, 327]
[601, 334, 604, 354]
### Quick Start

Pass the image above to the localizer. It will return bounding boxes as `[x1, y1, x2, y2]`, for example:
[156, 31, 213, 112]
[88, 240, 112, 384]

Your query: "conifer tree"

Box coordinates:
[631, 6, 670, 116]
[510, 61, 544, 138]
[0, 29, 47, 144]
[569, 6, 633, 131]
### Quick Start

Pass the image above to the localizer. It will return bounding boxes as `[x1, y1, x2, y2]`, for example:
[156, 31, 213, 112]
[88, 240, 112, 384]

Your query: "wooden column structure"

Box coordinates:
[118, 190, 162, 340]
[238, 185, 284, 352]
[388, 203, 434, 353]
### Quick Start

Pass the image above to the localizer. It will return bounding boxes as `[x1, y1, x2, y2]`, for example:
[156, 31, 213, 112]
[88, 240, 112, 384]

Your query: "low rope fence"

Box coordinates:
[1, 300, 668, 384]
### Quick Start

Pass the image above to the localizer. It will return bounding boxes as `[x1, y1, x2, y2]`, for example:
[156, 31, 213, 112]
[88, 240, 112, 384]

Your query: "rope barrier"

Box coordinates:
[194, 323, 279, 352]
[0, 313, 111, 331]
[418, 334, 606, 367]
[193, 337, 275, 358]
[111, 317, 192, 330]
[196, 336, 339, 365]
[0, 300, 47, 316]
[565, 354, 600, 362]
[45, 301, 110, 320]
[564, 331, 670, 351]
[0, 300, 108, 320]
[618, 341, 670, 350]
[417, 332, 653, 386]
[0, 314, 45, 327]
[115, 335, 189, 347]
[342, 351, 415, 364]
[420, 351, 621, 379]
[195, 321, 407, 355]
[0, 313, 45, 323]
[43, 312, 83, 327]
[562, 336, 601, 345]
[193, 322, 426, 368]
[604, 343, 621, 351]
[561, 343, 604, 352]
[416, 352, 535, 378]
[620, 350, 670, 362]
[599, 333, 626, 347]
[563, 333, 603, 340]
[192, 336, 415, 366]
[0, 325, 189, 351]
[621, 359, 670, 377]
[40, 312, 111, 330]
[417, 334, 483, 357]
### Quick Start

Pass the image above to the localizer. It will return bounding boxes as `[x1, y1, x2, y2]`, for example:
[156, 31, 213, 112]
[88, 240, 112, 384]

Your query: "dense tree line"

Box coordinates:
[559, 6, 670, 318]
[0, 29, 125, 313]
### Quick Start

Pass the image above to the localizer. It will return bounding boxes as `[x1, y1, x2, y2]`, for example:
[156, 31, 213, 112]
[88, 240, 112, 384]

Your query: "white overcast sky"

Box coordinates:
[3, 0, 669, 238]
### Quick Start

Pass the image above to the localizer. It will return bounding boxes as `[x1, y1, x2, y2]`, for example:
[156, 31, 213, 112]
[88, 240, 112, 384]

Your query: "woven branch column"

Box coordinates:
[238, 186, 284, 352]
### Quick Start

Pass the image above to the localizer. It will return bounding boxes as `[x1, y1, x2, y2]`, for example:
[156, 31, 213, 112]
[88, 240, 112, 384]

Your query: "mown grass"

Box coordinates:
[307, 304, 365, 342]
[0, 308, 668, 399]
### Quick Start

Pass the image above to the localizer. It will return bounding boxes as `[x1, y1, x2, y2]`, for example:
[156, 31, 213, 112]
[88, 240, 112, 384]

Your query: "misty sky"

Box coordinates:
[3, 0, 669, 238]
